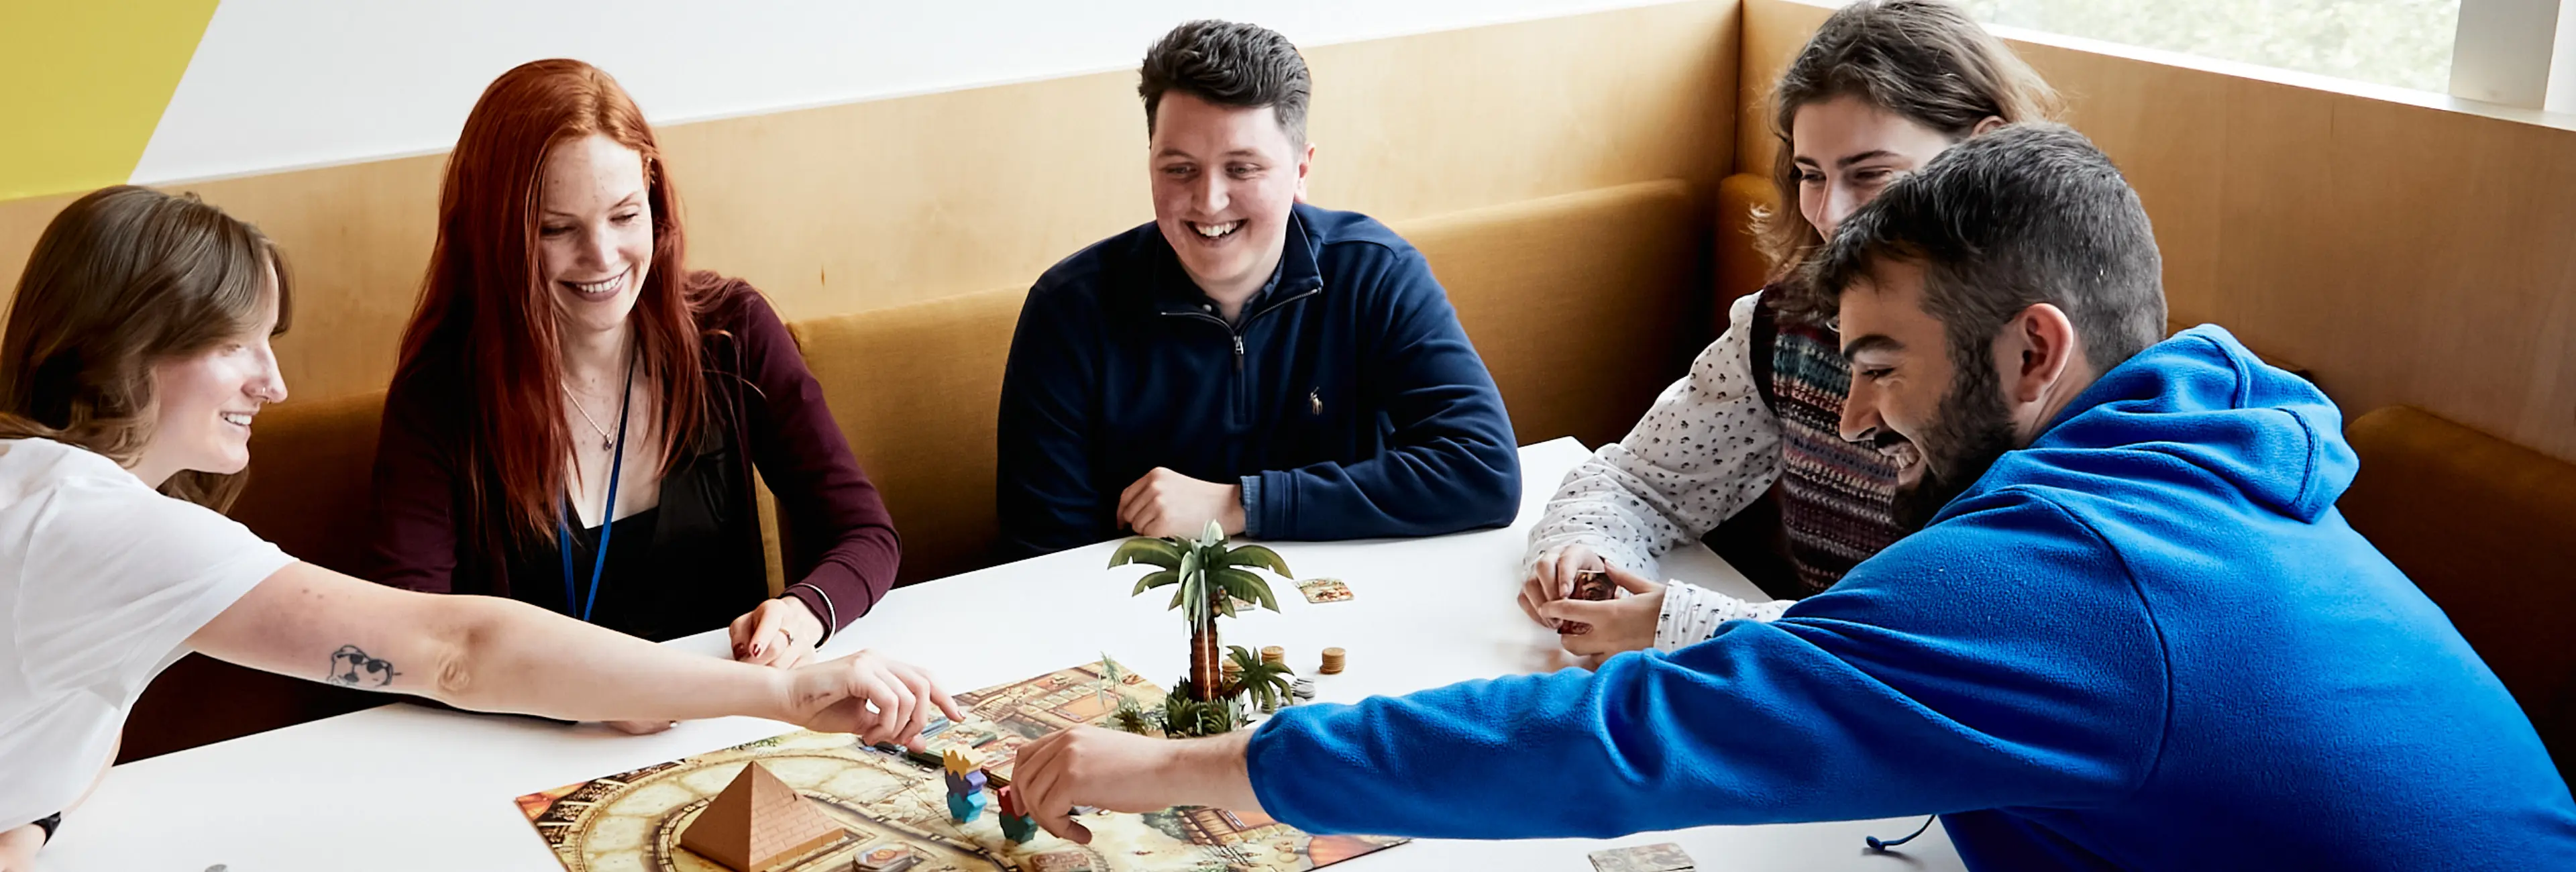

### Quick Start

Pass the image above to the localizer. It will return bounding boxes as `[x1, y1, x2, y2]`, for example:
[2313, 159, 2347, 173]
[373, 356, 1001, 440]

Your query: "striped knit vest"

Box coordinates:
[1752, 292, 1904, 596]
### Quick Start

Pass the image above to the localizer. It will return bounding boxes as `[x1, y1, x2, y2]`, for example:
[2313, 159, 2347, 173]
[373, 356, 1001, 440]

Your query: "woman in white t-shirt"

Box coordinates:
[0, 186, 964, 869]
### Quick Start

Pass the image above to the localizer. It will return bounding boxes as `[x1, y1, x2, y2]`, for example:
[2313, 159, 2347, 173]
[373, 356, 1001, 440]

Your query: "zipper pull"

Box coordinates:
[1232, 335, 1246, 371]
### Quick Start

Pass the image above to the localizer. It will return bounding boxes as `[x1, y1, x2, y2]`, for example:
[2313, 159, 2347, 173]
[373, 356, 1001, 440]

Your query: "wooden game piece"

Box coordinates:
[678, 761, 854, 872]
[940, 750, 990, 793]
[1558, 567, 1616, 636]
[1318, 647, 1346, 674]
[947, 789, 987, 822]
[996, 785, 1039, 844]
[1260, 645, 1285, 666]
[939, 751, 990, 822]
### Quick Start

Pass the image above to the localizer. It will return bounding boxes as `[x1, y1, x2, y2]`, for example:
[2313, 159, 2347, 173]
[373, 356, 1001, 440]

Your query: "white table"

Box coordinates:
[39, 437, 1962, 871]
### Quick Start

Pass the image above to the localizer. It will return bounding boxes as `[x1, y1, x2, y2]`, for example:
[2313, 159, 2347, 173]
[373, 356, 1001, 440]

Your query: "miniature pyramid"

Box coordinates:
[680, 761, 854, 872]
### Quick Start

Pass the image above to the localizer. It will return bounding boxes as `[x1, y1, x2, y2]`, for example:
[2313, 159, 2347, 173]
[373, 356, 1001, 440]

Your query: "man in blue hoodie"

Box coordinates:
[996, 20, 1520, 558]
[1008, 125, 2576, 867]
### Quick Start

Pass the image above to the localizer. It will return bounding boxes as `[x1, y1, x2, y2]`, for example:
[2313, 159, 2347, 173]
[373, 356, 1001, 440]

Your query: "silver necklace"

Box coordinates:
[561, 384, 616, 451]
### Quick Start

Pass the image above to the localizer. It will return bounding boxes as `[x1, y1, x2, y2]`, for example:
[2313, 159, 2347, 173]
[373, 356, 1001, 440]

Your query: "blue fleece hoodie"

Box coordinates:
[1246, 326, 2576, 868]
[997, 204, 1519, 558]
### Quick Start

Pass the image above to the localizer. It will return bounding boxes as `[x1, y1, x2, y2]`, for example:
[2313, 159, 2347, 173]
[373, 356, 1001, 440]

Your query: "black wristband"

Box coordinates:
[30, 812, 60, 844]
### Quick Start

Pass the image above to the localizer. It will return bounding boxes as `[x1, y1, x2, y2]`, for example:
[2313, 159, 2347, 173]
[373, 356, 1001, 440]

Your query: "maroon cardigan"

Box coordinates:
[364, 278, 898, 640]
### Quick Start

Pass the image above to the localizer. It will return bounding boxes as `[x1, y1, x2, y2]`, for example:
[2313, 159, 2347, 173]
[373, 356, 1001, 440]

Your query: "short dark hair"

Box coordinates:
[1139, 20, 1311, 146]
[1807, 123, 2166, 375]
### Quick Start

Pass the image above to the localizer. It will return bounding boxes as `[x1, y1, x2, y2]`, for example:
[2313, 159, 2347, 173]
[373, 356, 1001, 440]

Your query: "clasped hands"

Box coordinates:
[1519, 543, 1665, 661]
[1119, 467, 1245, 537]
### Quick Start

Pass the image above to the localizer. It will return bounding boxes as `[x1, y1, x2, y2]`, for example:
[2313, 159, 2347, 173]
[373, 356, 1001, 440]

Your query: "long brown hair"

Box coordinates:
[395, 58, 725, 546]
[1754, 0, 2061, 314]
[0, 185, 294, 510]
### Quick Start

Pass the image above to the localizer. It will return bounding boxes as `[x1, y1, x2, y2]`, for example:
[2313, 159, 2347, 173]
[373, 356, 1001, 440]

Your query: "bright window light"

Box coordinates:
[1960, 0, 2461, 94]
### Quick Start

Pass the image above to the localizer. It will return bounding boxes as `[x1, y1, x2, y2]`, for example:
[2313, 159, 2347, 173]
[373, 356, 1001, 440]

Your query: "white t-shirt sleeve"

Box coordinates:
[11, 463, 293, 699]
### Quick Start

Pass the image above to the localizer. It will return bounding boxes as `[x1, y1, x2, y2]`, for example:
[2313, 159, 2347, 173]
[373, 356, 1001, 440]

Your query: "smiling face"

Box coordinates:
[1792, 95, 1964, 242]
[1148, 91, 1313, 303]
[1835, 259, 2019, 529]
[537, 133, 654, 339]
[138, 264, 287, 485]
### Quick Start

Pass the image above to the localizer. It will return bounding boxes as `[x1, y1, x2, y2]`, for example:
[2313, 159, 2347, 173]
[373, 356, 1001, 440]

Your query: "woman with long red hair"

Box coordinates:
[367, 60, 900, 731]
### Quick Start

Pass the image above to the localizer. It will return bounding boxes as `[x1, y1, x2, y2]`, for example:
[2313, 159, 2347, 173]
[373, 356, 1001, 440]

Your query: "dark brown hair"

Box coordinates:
[1139, 20, 1311, 146]
[1756, 0, 2060, 315]
[396, 58, 732, 546]
[0, 185, 294, 510]
[1807, 123, 2166, 376]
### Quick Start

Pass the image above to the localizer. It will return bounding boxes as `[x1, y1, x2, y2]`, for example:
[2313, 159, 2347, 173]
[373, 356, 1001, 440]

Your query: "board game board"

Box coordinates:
[516, 659, 1406, 872]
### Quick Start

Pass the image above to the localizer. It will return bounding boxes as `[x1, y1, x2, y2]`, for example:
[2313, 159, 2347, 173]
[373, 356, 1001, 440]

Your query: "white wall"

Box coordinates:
[137, 0, 1681, 184]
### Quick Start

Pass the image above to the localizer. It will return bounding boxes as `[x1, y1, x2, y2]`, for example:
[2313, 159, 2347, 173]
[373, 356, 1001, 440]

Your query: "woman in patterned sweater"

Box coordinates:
[1520, 0, 2061, 654]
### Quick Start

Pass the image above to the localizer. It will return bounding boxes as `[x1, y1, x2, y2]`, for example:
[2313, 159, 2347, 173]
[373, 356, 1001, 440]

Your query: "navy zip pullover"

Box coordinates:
[998, 204, 1519, 558]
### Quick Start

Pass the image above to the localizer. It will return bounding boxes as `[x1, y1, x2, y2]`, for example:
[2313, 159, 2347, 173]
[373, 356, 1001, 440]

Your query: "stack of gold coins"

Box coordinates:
[1221, 657, 1243, 686]
[1319, 647, 1346, 675]
[1260, 645, 1285, 667]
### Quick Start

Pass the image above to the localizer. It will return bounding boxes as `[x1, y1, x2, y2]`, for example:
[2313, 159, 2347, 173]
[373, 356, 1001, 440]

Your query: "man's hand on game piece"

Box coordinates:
[1012, 727, 1263, 844]
[1521, 543, 1608, 629]
[730, 596, 826, 669]
[1538, 563, 1662, 660]
[780, 651, 963, 749]
[1118, 468, 1246, 538]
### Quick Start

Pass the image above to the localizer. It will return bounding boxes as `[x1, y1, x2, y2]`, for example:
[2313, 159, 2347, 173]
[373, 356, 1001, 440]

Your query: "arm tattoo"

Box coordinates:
[328, 645, 400, 688]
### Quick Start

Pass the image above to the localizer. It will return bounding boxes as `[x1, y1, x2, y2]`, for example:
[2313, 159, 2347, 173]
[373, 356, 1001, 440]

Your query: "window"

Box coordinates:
[1959, 0, 2461, 94]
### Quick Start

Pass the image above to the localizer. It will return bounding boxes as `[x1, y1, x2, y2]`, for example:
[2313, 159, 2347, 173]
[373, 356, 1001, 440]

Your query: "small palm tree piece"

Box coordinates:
[1093, 653, 1128, 709]
[1112, 521, 1293, 704]
[1162, 682, 1241, 737]
[1110, 698, 1156, 736]
[1226, 645, 1296, 712]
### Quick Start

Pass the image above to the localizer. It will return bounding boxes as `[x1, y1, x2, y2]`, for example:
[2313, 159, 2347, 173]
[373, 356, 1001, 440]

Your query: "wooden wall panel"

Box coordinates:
[1740, 0, 2576, 463]
[0, 1, 1741, 404]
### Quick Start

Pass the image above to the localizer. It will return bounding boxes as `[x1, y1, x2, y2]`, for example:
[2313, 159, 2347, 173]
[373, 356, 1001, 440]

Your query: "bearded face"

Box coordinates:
[1834, 259, 2025, 533]
[1884, 345, 2020, 532]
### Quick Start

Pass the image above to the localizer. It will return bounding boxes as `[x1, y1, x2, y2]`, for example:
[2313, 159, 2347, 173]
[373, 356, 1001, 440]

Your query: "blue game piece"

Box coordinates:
[946, 789, 988, 823]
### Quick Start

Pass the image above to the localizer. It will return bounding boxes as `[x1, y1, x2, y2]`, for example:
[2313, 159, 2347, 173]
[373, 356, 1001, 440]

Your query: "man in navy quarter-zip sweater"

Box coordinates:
[998, 20, 1518, 559]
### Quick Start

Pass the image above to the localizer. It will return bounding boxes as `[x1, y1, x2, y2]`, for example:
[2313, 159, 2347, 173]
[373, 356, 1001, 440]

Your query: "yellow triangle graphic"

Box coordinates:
[0, 0, 220, 202]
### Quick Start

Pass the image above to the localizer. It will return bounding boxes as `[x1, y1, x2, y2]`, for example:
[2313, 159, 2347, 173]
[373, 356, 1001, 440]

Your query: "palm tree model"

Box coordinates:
[1110, 521, 1292, 724]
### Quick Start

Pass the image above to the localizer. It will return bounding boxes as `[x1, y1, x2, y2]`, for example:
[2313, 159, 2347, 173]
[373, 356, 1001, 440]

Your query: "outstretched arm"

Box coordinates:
[1016, 498, 2167, 840]
[1013, 728, 1262, 844]
[187, 561, 962, 739]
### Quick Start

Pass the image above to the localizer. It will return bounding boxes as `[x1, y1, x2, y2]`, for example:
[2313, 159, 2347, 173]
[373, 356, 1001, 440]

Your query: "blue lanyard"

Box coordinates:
[558, 350, 637, 624]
